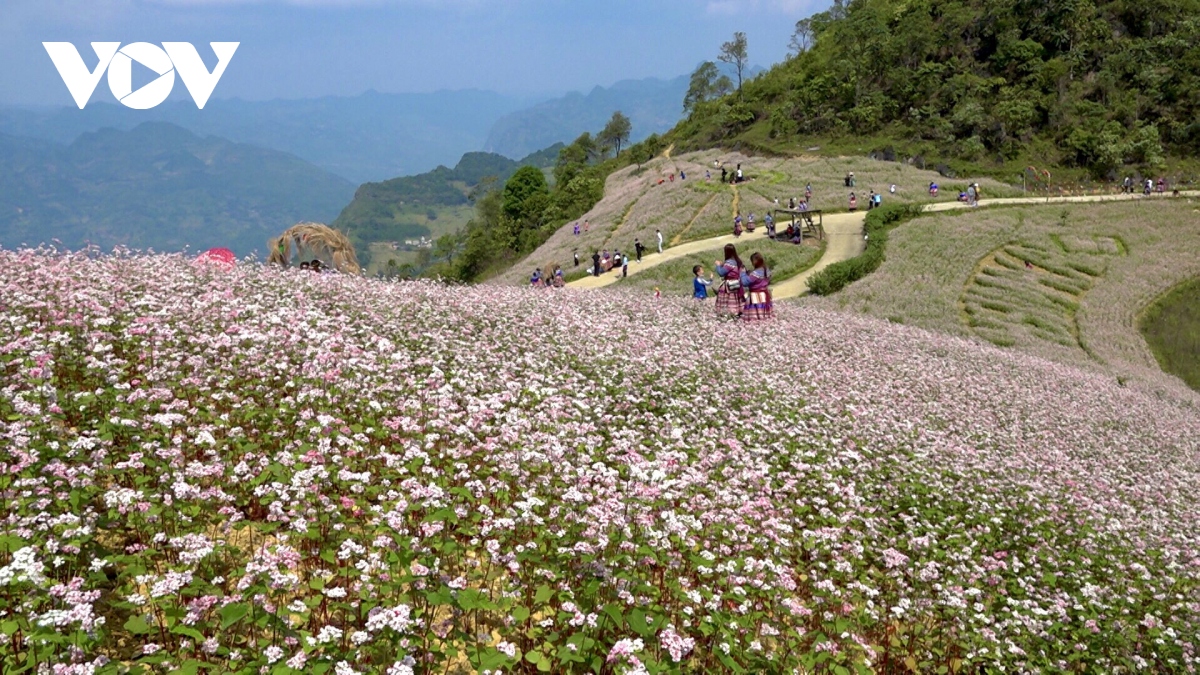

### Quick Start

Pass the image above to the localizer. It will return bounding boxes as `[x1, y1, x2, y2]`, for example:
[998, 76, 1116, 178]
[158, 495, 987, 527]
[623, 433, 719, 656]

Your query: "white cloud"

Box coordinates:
[705, 0, 818, 16]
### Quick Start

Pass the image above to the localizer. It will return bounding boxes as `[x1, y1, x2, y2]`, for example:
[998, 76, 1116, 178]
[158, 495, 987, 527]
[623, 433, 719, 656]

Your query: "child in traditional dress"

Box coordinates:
[714, 244, 745, 317]
[741, 252, 772, 321]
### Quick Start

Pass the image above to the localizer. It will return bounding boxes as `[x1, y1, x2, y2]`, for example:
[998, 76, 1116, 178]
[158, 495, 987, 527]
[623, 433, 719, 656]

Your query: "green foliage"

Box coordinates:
[718, 31, 750, 96]
[1140, 277, 1200, 391]
[807, 204, 924, 295]
[676, 0, 1200, 175]
[598, 111, 633, 157]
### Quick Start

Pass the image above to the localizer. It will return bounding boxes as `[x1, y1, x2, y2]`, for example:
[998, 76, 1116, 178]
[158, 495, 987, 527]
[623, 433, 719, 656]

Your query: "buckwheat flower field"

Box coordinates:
[2, 250, 1199, 675]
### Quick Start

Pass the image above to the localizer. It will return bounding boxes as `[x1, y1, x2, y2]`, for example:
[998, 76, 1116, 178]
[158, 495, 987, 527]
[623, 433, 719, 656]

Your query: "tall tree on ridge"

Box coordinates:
[719, 31, 749, 98]
[599, 111, 632, 157]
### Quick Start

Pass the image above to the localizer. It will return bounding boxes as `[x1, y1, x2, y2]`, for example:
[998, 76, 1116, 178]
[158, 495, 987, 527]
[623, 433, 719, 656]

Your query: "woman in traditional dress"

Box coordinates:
[552, 265, 565, 287]
[741, 252, 772, 321]
[714, 244, 745, 317]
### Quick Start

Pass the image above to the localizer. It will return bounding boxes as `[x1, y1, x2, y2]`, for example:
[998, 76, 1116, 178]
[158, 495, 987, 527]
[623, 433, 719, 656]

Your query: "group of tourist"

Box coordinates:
[530, 266, 565, 287]
[693, 243, 772, 320]
[1123, 176, 1173, 195]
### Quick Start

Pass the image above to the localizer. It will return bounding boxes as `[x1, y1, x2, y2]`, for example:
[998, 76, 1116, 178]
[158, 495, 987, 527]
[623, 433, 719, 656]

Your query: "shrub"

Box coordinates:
[807, 203, 924, 295]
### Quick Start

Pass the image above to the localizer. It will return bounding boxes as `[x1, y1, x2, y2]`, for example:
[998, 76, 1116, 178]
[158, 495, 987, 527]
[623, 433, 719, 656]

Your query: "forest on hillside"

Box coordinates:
[675, 0, 1200, 177]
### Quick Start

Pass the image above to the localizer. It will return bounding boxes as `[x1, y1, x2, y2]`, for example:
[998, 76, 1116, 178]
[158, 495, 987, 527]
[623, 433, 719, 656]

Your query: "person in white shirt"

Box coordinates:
[656, 229, 663, 254]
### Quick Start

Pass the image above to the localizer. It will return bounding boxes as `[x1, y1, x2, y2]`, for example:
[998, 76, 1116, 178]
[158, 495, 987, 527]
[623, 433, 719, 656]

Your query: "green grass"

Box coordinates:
[614, 238, 826, 296]
[1140, 277, 1200, 392]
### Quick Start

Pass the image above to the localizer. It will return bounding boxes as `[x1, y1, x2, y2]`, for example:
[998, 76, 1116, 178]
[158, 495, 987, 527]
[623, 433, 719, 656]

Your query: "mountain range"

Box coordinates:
[0, 122, 355, 257]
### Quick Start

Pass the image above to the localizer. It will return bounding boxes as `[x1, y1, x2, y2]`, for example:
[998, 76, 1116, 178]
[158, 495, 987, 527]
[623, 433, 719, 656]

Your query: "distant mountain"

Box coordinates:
[333, 145, 562, 263]
[0, 90, 533, 184]
[483, 64, 765, 159]
[0, 122, 355, 257]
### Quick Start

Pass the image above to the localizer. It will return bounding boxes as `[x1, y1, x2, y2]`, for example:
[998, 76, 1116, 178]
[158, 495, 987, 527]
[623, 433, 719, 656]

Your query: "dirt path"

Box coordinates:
[568, 191, 1199, 296]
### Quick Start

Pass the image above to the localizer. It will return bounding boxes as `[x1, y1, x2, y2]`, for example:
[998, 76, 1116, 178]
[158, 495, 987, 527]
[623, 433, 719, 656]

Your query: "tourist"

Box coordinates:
[680, 170, 686, 180]
[929, 181, 939, 197]
[789, 196, 797, 210]
[553, 265, 564, 288]
[622, 252, 629, 278]
[601, 249, 611, 272]
[1144, 178, 1153, 195]
[705, 170, 711, 181]
[1157, 177, 1165, 194]
[635, 238, 645, 263]
[1123, 176, 1133, 194]
[967, 183, 977, 207]
[573, 251, 579, 267]
[765, 212, 775, 237]
[591, 251, 601, 277]
[656, 229, 664, 254]
[693, 265, 713, 300]
[530, 268, 542, 286]
[867, 191, 876, 211]
[721, 167, 728, 183]
[746, 212, 756, 232]
[714, 244, 745, 317]
[849, 193, 858, 212]
[874, 191, 882, 209]
[584, 219, 590, 232]
[573, 222, 580, 236]
[799, 199, 809, 212]
[733, 213, 743, 237]
[805, 184, 813, 201]
[741, 252, 772, 321]
[889, 184, 896, 194]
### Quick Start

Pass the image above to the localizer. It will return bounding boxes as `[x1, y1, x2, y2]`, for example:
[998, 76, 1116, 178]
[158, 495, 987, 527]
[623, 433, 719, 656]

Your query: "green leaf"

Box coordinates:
[219, 603, 250, 629]
[171, 625, 205, 642]
[124, 615, 152, 635]
[512, 606, 530, 623]
[534, 585, 554, 604]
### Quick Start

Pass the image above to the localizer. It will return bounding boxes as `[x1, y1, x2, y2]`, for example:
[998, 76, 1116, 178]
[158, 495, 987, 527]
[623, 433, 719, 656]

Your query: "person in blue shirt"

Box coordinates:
[693, 265, 713, 300]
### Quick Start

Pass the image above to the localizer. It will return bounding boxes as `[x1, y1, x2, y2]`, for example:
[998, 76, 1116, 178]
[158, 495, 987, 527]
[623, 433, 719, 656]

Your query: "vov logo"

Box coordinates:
[43, 42, 239, 110]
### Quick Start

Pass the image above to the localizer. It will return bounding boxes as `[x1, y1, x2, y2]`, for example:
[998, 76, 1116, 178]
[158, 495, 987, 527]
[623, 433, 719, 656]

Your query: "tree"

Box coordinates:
[684, 61, 736, 115]
[501, 166, 550, 224]
[718, 32, 749, 97]
[789, 18, 814, 55]
[599, 111, 633, 157]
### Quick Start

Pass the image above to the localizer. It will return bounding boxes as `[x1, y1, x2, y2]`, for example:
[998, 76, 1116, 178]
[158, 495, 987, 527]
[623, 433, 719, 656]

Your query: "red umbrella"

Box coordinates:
[197, 247, 236, 267]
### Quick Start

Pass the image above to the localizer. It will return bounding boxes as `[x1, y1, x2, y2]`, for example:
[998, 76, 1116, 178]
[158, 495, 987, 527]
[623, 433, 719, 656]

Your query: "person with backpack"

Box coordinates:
[741, 252, 773, 321]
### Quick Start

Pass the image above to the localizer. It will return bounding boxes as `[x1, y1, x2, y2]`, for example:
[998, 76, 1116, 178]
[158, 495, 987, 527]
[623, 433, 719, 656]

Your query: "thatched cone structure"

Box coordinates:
[267, 222, 361, 274]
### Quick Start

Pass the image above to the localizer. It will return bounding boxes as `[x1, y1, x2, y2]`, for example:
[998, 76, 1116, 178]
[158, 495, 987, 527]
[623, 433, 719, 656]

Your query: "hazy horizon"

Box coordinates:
[1, 0, 823, 108]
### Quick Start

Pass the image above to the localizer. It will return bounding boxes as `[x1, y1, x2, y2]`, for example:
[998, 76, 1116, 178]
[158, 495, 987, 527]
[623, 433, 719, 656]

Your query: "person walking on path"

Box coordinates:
[573, 251, 579, 267]
[621, 253, 629, 278]
[966, 183, 977, 207]
[874, 191, 883, 208]
[714, 244, 745, 317]
[741, 252, 773, 321]
[635, 238, 645, 262]
[591, 251, 601, 277]
[656, 229, 664, 254]
[849, 193, 858, 212]
[573, 222, 580, 236]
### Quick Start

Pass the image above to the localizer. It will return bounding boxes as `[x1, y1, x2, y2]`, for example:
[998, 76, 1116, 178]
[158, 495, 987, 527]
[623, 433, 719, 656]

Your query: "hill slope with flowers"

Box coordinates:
[2, 251, 1199, 673]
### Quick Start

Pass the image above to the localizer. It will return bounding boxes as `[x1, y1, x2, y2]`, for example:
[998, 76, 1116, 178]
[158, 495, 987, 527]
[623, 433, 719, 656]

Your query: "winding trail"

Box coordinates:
[569, 191, 1199, 298]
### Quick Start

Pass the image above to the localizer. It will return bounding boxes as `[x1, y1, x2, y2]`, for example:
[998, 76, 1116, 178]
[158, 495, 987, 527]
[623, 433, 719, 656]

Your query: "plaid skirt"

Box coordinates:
[742, 289, 772, 321]
[715, 284, 744, 315]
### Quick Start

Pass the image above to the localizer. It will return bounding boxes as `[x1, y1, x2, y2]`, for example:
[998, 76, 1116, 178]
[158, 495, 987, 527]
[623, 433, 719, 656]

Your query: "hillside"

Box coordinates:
[3, 250, 1198, 672]
[807, 197, 1200, 389]
[483, 65, 763, 160]
[0, 89, 532, 183]
[496, 148, 1014, 286]
[671, 0, 1200, 179]
[332, 145, 562, 270]
[0, 122, 355, 256]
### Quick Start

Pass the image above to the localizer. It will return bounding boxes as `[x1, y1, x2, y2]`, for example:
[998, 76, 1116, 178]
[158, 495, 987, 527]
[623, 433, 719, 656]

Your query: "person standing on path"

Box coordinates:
[714, 244, 745, 317]
[656, 229, 663, 254]
[622, 253, 629, 278]
[573, 251, 580, 267]
[967, 184, 977, 207]
[573, 222, 580, 236]
[635, 239, 645, 263]
[591, 251, 601, 277]
[849, 193, 858, 212]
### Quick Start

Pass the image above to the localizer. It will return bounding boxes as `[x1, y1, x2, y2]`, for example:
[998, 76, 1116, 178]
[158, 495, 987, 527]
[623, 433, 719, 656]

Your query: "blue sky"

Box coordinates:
[1, 0, 826, 106]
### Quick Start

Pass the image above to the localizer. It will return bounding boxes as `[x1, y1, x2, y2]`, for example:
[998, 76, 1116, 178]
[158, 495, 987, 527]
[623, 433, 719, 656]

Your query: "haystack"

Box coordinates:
[268, 222, 361, 274]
